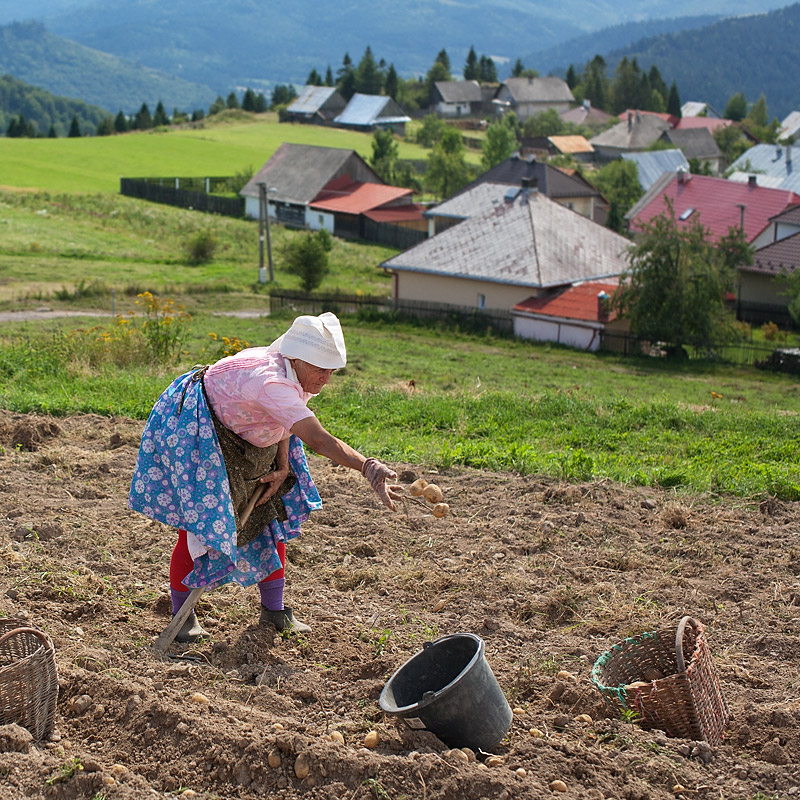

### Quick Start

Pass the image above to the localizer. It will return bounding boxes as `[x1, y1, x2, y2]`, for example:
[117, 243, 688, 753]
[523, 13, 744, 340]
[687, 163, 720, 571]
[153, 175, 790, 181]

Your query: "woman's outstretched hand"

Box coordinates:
[361, 457, 402, 511]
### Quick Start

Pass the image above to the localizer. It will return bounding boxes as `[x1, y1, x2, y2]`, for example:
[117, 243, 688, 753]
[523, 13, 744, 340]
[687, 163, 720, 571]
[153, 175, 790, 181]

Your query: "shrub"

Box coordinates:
[283, 233, 329, 292]
[184, 231, 217, 266]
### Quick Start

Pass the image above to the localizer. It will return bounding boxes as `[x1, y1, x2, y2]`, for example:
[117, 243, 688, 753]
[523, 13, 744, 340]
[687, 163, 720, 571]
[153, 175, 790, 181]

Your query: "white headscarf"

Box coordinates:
[268, 312, 347, 369]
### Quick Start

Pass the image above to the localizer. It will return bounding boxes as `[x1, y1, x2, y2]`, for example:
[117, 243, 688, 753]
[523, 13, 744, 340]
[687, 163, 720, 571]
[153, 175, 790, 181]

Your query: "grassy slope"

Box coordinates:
[0, 113, 454, 193]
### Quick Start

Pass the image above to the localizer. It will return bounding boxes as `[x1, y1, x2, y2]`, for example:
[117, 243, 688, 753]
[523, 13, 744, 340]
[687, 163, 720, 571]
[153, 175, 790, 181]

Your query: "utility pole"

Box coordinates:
[258, 183, 277, 284]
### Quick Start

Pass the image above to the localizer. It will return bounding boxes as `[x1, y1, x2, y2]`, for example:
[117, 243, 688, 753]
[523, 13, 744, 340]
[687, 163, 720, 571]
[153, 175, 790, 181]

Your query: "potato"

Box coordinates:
[408, 478, 428, 497]
[423, 483, 444, 503]
[432, 502, 449, 518]
[363, 730, 380, 749]
[550, 779, 568, 792]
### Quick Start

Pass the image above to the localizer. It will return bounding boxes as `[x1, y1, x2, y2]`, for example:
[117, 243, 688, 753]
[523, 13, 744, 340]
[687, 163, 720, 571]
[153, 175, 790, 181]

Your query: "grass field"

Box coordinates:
[0, 112, 467, 194]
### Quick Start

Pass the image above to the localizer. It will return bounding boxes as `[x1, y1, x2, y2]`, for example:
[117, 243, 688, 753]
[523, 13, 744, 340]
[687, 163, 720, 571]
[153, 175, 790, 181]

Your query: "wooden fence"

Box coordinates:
[120, 178, 244, 217]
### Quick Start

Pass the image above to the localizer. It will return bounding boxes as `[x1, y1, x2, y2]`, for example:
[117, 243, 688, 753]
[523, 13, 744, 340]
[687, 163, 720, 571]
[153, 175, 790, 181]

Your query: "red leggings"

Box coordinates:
[170, 529, 285, 591]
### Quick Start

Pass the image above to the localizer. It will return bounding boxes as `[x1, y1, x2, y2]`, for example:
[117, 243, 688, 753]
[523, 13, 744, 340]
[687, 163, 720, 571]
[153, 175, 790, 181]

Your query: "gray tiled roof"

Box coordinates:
[334, 94, 410, 126]
[434, 80, 482, 103]
[621, 149, 690, 190]
[662, 128, 722, 160]
[240, 143, 370, 203]
[745, 232, 800, 275]
[383, 188, 629, 288]
[500, 77, 574, 104]
[590, 114, 670, 151]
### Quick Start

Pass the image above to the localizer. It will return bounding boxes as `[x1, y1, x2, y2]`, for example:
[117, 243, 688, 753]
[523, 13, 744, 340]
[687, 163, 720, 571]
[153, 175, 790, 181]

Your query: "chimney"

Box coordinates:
[748, 174, 758, 187]
[583, 98, 591, 111]
[788, 143, 793, 166]
[597, 291, 610, 321]
[677, 166, 690, 184]
[627, 111, 632, 132]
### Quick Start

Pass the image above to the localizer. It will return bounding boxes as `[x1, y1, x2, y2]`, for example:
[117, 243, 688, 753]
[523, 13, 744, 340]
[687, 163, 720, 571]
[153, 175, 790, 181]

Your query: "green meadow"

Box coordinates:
[0, 111, 447, 193]
[0, 117, 798, 501]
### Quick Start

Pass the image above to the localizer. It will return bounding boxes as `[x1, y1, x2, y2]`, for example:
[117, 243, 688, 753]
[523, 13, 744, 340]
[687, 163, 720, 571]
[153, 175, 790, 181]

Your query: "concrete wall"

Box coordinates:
[513, 316, 603, 350]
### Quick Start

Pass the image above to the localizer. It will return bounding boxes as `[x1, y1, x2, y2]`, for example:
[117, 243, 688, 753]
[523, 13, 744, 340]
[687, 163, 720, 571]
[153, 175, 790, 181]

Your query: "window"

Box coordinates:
[477, 294, 486, 310]
[679, 208, 695, 221]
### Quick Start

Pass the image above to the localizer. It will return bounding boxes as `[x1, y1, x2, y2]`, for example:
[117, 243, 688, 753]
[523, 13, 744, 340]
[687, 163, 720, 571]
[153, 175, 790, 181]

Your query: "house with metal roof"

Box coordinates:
[427, 153, 607, 234]
[492, 77, 574, 122]
[728, 143, 800, 193]
[240, 143, 382, 227]
[779, 111, 800, 142]
[285, 86, 346, 123]
[621, 149, 690, 191]
[681, 101, 722, 119]
[626, 170, 800, 247]
[431, 81, 482, 117]
[512, 281, 628, 351]
[333, 93, 411, 135]
[381, 183, 630, 317]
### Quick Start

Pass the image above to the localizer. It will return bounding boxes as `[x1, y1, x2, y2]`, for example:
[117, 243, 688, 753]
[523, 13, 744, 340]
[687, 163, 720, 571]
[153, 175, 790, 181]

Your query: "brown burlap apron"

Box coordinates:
[187, 366, 297, 548]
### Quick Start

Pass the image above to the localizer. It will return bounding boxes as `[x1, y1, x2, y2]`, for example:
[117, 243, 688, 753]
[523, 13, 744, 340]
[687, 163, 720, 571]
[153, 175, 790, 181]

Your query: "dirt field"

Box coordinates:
[0, 411, 798, 800]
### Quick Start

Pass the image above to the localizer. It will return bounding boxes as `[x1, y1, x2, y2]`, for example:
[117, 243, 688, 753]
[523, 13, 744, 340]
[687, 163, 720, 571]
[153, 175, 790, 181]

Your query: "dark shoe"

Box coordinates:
[174, 609, 207, 643]
[259, 606, 311, 634]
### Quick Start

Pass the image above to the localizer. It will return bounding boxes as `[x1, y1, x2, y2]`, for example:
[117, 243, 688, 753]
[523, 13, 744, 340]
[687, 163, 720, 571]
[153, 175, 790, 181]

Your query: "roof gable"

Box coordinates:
[590, 114, 670, 150]
[662, 127, 722, 160]
[500, 76, 574, 103]
[286, 85, 343, 115]
[434, 80, 482, 103]
[240, 143, 380, 203]
[384, 189, 630, 289]
[621, 149, 690, 190]
[745, 231, 800, 275]
[334, 93, 411, 126]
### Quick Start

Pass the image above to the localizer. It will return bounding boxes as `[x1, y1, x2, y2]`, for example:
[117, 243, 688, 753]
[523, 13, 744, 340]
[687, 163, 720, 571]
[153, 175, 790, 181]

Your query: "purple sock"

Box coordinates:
[171, 588, 191, 615]
[259, 579, 285, 611]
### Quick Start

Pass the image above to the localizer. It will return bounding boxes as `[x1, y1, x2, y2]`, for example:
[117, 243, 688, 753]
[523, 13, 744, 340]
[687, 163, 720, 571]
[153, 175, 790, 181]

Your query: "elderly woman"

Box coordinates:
[128, 312, 398, 642]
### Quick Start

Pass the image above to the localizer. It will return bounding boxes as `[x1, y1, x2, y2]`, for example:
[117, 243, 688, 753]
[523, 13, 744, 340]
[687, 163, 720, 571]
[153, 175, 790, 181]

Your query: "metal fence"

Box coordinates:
[599, 331, 781, 367]
[120, 178, 244, 217]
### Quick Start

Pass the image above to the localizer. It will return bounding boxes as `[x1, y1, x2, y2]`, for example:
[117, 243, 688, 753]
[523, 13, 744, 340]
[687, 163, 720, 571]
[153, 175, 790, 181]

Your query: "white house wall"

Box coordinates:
[394, 271, 540, 310]
[738, 272, 788, 307]
[305, 208, 334, 233]
[513, 316, 602, 351]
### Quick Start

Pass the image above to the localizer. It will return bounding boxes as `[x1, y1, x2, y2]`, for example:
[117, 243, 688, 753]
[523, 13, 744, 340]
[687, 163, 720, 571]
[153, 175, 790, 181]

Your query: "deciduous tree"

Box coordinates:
[426, 127, 470, 199]
[370, 128, 399, 182]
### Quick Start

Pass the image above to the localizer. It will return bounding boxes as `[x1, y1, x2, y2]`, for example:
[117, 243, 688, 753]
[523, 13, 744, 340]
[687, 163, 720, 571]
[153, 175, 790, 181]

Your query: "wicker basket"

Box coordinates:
[591, 616, 729, 745]
[0, 619, 59, 740]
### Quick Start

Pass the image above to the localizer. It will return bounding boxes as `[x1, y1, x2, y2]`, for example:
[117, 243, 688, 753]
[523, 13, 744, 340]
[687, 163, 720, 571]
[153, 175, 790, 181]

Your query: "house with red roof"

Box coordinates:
[626, 170, 800, 245]
[240, 143, 424, 241]
[512, 281, 628, 351]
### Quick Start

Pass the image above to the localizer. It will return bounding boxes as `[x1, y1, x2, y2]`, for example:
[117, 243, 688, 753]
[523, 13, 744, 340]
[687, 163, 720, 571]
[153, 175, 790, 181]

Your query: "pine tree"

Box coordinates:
[114, 110, 128, 132]
[435, 49, 451, 73]
[96, 116, 115, 136]
[511, 58, 525, 78]
[242, 88, 257, 111]
[133, 103, 152, 129]
[463, 46, 478, 81]
[68, 116, 81, 137]
[324, 66, 334, 86]
[254, 93, 268, 113]
[667, 82, 682, 117]
[385, 64, 398, 100]
[355, 45, 382, 95]
[47, 124, 57, 138]
[478, 55, 497, 83]
[226, 91, 239, 109]
[153, 100, 170, 126]
[565, 64, 578, 89]
[6, 116, 19, 137]
[306, 69, 323, 86]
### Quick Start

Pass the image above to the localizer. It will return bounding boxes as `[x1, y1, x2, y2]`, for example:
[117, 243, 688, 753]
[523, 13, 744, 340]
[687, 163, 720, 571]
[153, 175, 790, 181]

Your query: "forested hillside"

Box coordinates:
[604, 3, 800, 118]
[0, 74, 109, 137]
[0, 21, 216, 114]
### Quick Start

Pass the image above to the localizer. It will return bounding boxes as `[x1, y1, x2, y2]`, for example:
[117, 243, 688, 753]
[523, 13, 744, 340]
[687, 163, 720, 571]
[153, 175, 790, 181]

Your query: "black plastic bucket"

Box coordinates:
[378, 633, 512, 752]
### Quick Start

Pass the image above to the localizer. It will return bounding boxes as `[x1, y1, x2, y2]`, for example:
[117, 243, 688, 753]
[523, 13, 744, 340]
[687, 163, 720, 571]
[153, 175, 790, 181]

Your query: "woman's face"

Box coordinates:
[291, 359, 335, 394]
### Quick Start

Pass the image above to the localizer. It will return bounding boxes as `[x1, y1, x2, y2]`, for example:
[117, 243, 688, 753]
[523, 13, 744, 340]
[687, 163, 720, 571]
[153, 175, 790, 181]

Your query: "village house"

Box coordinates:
[239, 144, 422, 240]
[779, 111, 800, 142]
[333, 93, 411, 135]
[511, 281, 627, 351]
[737, 206, 800, 325]
[681, 101, 722, 119]
[621, 149, 690, 191]
[430, 80, 483, 117]
[284, 86, 347, 124]
[426, 154, 608, 235]
[492, 76, 574, 122]
[660, 127, 724, 175]
[728, 143, 800, 193]
[560, 99, 614, 128]
[589, 112, 671, 161]
[381, 182, 630, 331]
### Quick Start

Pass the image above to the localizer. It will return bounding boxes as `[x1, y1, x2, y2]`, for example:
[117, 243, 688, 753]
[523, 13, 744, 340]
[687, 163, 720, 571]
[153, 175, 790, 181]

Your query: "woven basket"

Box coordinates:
[591, 616, 729, 745]
[0, 619, 59, 740]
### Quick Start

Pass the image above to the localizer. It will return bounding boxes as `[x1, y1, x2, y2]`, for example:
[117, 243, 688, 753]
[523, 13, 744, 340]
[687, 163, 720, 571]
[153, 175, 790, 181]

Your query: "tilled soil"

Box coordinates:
[0, 411, 798, 800]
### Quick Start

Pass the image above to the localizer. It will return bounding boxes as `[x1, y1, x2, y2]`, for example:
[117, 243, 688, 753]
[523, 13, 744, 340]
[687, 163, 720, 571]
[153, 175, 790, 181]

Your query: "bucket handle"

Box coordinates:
[674, 616, 700, 674]
[0, 627, 50, 651]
